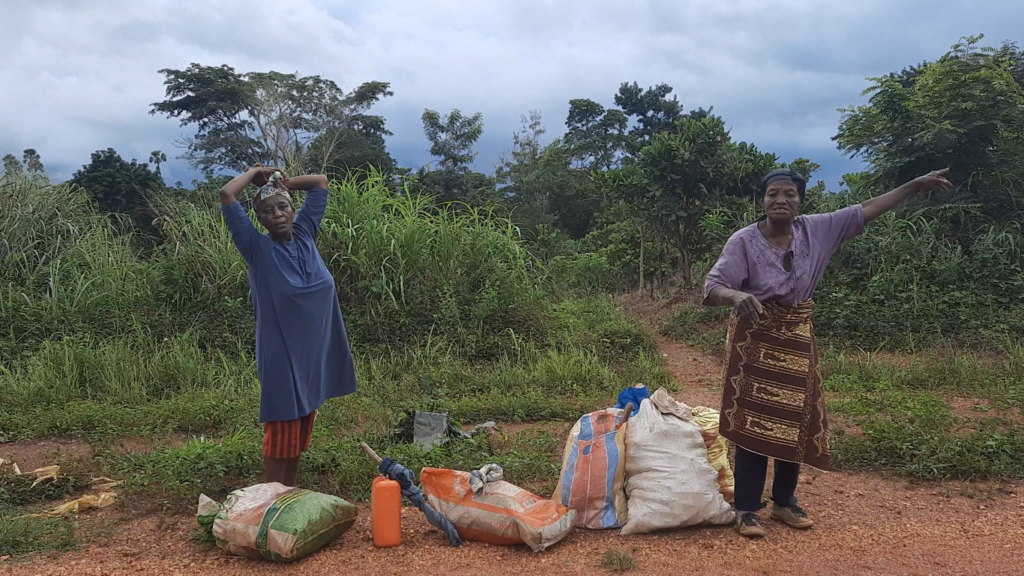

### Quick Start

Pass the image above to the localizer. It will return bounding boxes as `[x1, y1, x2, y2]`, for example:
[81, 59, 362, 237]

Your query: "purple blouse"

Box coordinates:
[703, 205, 865, 306]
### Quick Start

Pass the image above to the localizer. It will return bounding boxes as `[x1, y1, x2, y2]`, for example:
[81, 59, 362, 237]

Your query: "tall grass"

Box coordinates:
[319, 177, 547, 352]
[0, 176, 164, 362]
[0, 174, 108, 287]
[1, 173, 563, 364]
[0, 173, 665, 451]
[153, 173, 550, 357]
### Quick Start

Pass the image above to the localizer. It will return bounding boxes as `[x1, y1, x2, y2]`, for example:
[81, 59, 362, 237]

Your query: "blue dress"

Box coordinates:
[221, 187, 357, 422]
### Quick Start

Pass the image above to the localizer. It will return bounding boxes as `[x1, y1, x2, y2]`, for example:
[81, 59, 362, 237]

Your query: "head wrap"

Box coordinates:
[759, 168, 807, 201]
[256, 184, 292, 204]
[253, 171, 292, 209]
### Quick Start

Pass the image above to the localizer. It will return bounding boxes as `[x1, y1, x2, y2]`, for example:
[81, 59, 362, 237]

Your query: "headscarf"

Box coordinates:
[256, 184, 292, 204]
[759, 168, 807, 201]
[253, 171, 292, 210]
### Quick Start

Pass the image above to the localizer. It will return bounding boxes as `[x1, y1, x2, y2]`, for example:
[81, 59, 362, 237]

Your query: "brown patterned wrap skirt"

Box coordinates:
[719, 300, 830, 471]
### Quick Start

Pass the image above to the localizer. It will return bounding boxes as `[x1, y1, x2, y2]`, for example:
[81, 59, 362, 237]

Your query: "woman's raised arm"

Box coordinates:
[220, 165, 283, 206]
[861, 168, 953, 224]
[281, 174, 329, 192]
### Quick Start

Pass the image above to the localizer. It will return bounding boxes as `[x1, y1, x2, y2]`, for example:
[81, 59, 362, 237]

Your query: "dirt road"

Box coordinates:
[5, 337, 1024, 576]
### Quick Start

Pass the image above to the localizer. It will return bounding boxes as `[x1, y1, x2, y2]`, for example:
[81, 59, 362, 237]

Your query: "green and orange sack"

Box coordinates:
[197, 483, 357, 562]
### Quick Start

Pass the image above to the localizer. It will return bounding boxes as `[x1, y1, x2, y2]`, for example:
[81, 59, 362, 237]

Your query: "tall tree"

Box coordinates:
[496, 110, 546, 203]
[70, 148, 164, 214]
[994, 40, 1024, 87]
[301, 80, 395, 178]
[834, 35, 1024, 221]
[563, 99, 629, 170]
[149, 150, 167, 175]
[413, 108, 494, 205]
[496, 112, 604, 238]
[563, 84, 714, 169]
[22, 149, 44, 174]
[304, 124, 395, 181]
[150, 64, 393, 174]
[603, 116, 777, 286]
[421, 108, 484, 172]
[537, 141, 605, 238]
[614, 81, 684, 148]
[2, 154, 22, 176]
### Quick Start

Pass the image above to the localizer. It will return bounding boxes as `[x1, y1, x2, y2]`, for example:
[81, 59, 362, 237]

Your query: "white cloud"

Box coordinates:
[2, 0, 1020, 187]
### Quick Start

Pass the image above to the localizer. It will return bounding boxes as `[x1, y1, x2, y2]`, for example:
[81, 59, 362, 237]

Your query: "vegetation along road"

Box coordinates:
[2, 35, 1024, 576]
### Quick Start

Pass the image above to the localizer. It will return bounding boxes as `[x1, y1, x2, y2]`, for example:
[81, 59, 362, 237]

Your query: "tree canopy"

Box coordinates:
[2, 154, 23, 176]
[150, 64, 394, 176]
[2, 150, 46, 177]
[421, 108, 485, 172]
[834, 35, 1024, 222]
[412, 108, 494, 205]
[602, 115, 778, 286]
[22, 149, 44, 174]
[70, 148, 164, 215]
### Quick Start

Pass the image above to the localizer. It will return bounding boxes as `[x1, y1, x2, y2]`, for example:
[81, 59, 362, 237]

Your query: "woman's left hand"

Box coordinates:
[911, 168, 953, 194]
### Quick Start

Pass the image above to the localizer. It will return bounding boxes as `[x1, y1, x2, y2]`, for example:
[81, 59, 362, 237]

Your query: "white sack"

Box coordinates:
[619, 389, 735, 534]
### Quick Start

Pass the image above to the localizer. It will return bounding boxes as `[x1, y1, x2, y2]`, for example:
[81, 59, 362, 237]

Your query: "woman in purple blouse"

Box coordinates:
[703, 167, 952, 538]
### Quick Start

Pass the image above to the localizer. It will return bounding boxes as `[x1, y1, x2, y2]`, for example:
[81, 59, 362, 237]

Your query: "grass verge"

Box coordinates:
[102, 426, 565, 510]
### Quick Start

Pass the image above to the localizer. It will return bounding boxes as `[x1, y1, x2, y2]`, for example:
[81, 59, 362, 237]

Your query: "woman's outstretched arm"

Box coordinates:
[861, 168, 953, 224]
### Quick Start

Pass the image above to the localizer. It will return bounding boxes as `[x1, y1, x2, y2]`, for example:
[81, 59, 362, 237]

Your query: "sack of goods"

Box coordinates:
[691, 405, 735, 504]
[619, 388, 736, 535]
[553, 407, 629, 529]
[420, 467, 576, 552]
[197, 483, 357, 562]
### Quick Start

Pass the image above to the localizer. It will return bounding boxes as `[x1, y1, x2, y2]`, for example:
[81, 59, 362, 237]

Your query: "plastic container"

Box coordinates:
[370, 475, 402, 547]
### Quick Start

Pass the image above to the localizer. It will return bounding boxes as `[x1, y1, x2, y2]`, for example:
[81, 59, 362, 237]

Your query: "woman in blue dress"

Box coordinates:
[219, 165, 357, 486]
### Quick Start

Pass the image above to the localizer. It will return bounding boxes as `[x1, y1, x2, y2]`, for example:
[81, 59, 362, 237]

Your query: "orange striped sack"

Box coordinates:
[553, 408, 628, 529]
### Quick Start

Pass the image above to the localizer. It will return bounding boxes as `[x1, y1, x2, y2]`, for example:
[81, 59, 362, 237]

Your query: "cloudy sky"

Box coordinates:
[2, 0, 1020, 188]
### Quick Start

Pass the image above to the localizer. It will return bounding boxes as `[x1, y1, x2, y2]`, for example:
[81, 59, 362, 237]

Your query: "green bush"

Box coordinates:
[815, 205, 1024, 349]
[545, 252, 621, 297]
[549, 296, 658, 360]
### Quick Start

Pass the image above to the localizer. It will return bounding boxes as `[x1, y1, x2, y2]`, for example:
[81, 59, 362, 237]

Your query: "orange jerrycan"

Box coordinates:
[371, 475, 402, 547]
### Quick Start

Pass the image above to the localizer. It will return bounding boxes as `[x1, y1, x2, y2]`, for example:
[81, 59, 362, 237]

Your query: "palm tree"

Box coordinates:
[149, 150, 167, 175]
